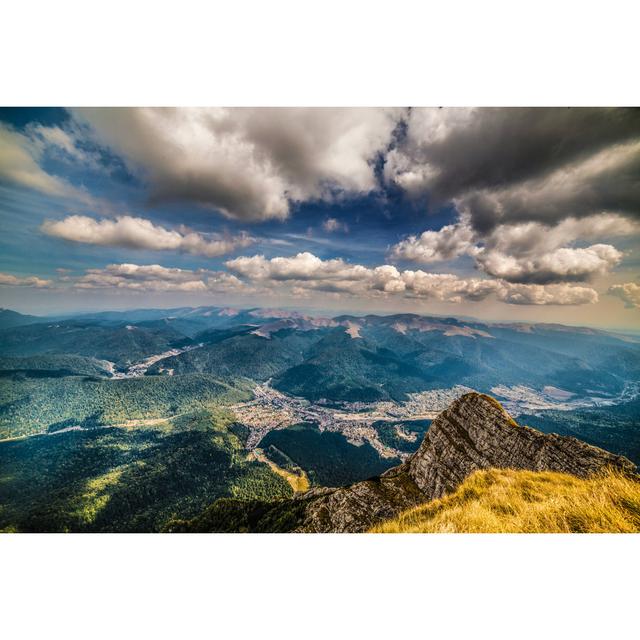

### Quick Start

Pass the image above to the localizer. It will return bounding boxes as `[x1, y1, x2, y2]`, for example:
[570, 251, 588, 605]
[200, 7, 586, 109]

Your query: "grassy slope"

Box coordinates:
[371, 468, 640, 533]
[250, 448, 310, 493]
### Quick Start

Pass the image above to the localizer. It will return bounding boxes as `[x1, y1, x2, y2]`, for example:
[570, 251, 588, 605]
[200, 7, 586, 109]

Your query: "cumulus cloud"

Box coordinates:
[74, 263, 245, 293]
[473, 214, 634, 284]
[0, 272, 52, 288]
[479, 214, 636, 257]
[1, 248, 599, 306]
[390, 219, 476, 263]
[476, 244, 623, 284]
[73, 108, 402, 221]
[41, 215, 254, 257]
[386, 108, 640, 231]
[497, 283, 599, 306]
[390, 213, 635, 284]
[227, 252, 371, 289]
[226, 251, 597, 305]
[400, 271, 502, 302]
[231, 253, 497, 302]
[608, 282, 640, 309]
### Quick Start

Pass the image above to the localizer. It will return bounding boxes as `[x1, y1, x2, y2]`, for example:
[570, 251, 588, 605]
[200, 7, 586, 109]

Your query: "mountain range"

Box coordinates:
[2, 306, 638, 398]
[1, 306, 639, 532]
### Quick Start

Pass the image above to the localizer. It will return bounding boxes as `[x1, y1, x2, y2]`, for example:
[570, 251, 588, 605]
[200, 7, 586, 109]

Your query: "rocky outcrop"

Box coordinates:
[407, 393, 634, 499]
[293, 393, 635, 532]
[293, 466, 426, 533]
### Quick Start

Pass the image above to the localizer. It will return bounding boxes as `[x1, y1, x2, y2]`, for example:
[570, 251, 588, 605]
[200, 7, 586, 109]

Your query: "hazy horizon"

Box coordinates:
[4, 301, 640, 334]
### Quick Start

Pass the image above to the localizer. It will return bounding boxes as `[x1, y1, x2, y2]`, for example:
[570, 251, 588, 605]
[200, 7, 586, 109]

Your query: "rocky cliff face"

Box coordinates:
[293, 393, 635, 532]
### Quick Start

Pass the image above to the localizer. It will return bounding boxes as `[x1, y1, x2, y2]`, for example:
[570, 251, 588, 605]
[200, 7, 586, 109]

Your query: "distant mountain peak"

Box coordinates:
[0, 308, 41, 329]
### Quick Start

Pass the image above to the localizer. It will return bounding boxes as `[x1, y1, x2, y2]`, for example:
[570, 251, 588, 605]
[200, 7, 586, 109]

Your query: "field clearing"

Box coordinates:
[250, 448, 310, 493]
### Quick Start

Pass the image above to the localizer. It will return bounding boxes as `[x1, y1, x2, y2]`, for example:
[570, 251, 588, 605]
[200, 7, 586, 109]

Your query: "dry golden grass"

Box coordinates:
[371, 468, 640, 533]
[250, 449, 310, 493]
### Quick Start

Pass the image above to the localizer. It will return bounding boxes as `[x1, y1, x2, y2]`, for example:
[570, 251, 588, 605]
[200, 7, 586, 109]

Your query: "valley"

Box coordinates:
[104, 343, 204, 379]
[231, 380, 471, 458]
[491, 381, 640, 416]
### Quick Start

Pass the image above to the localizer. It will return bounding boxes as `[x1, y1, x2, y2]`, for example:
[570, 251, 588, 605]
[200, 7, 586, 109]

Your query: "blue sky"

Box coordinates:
[0, 107, 639, 328]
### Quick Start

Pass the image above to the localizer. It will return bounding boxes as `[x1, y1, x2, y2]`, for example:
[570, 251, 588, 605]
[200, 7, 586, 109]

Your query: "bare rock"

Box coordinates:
[295, 466, 426, 533]
[407, 392, 634, 500]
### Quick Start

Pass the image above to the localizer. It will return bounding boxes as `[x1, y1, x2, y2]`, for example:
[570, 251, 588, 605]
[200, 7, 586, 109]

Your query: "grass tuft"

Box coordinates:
[371, 468, 640, 533]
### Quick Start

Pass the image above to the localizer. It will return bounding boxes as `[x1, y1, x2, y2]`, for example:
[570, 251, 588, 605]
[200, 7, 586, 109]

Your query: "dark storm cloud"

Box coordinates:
[415, 108, 639, 197]
[456, 142, 640, 232]
[387, 107, 640, 231]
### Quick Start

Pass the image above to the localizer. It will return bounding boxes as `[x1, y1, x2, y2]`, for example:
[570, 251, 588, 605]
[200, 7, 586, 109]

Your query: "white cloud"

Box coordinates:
[475, 214, 633, 284]
[389, 213, 635, 284]
[227, 252, 371, 287]
[74, 107, 402, 221]
[74, 263, 245, 293]
[476, 244, 623, 284]
[497, 283, 599, 306]
[29, 124, 91, 164]
[481, 214, 637, 257]
[0, 272, 52, 288]
[226, 251, 598, 305]
[390, 220, 476, 263]
[322, 217, 349, 233]
[0, 123, 100, 207]
[4, 248, 599, 306]
[400, 270, 502, 302]
[41, 215, 254, 257]
[608, 282, 640, 309]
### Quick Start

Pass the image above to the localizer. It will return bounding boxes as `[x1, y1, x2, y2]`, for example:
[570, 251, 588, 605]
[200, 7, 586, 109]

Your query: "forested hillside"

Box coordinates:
[0, 373, 251, 438]
[0, 320, 185, 366]
[0, 410, 292, 532]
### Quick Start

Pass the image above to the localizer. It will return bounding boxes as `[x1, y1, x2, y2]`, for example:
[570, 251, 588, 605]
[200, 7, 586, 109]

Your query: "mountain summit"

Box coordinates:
[173, 393, 635, 533]
[408, 393, 633, 499]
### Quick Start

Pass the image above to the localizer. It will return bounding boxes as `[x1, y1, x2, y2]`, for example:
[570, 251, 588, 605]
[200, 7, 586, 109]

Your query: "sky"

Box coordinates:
[0, 107, 639, 329]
